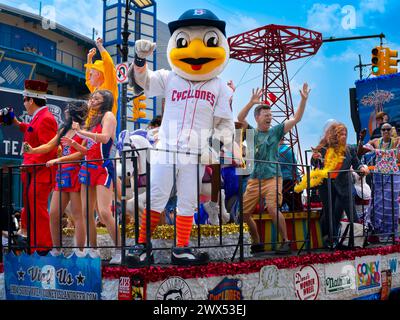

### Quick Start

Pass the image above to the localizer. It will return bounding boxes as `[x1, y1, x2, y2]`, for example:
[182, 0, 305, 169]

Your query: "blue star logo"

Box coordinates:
[17, 268, 25, 281]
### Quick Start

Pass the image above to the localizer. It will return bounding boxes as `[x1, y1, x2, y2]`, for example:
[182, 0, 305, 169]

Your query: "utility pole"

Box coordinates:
[354, 55, 372, 80]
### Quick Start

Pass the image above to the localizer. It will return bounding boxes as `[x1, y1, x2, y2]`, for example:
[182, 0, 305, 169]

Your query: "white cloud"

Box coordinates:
[329, 47, 359, 62]
[360, 0, 387, 14]
[306, 3, 342, 34]
[226, 14, 260, 36]
[17, 3, 39, 14]
[356, 0, 387, 28]
[49, 0, 103, 38]
[306, 1, 387, 36]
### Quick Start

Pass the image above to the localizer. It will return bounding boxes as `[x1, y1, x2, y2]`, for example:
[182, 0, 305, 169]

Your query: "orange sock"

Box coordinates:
[138, 210, 161, 244]
[176, 215, 194, 247]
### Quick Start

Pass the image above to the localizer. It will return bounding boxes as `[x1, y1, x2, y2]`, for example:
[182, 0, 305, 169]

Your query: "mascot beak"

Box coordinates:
[169, 38, 226, 75]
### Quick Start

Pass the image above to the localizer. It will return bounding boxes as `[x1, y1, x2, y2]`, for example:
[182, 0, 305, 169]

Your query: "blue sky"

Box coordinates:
[2, 0, 400, 157]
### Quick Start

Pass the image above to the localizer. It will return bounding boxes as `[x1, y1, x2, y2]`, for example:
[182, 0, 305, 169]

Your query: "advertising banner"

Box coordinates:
[4, 252, 102, 300]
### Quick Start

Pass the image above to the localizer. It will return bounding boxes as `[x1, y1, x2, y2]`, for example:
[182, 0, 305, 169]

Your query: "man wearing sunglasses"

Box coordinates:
[3, 80, 58, 253]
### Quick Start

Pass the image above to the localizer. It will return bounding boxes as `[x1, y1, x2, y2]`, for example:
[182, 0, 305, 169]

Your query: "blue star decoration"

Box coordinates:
[17, 268, 25, 281]
[75, 272, 85, 286]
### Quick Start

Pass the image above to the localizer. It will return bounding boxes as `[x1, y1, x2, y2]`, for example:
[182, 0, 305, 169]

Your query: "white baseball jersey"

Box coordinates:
[144, 70, 233, 153]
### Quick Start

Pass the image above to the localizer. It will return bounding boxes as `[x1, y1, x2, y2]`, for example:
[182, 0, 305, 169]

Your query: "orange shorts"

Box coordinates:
[243, 177, 283, 214]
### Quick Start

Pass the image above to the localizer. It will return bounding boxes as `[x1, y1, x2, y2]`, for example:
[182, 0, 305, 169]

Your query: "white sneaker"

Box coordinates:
[86, 248, 101, 258]
[109, 251, 122, 265]
[50, 248, 62, 257]
[204, 201, 220, 225]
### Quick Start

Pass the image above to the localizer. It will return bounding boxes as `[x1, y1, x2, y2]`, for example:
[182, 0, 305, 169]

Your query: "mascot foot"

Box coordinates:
[126, 243, 154, 267]
[171, 247, 209, 266]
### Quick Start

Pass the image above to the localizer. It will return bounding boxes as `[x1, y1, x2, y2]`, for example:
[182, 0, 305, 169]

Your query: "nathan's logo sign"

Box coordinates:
[156, 277, 192, 300]
[356, 256, 381, 291]
[208, 278, 243, 300]
[324, 262, 356, 294]
[294, 265, 320, 300]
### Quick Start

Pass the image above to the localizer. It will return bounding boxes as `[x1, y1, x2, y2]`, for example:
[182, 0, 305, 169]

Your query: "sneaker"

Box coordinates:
[171, 247, 209, 266]
[204, 201, 224, 225]
[50, 248, 62, 257]
[250, 243, 265, 255]
[275, 241, 292, 255]
[109, 251, 122, 265]
[126, 243, 154, 266]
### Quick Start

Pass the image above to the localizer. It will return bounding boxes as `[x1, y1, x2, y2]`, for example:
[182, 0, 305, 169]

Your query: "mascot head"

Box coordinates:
[167, 9, 229, 82]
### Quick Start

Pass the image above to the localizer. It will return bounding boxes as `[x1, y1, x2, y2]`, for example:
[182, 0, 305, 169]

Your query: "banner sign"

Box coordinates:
[0, 58, 35, 90]
[4, 252, 101, 300]
[118, 275, 146, 300]
[0, 88, 73, 161]
[356, 73, 400, 141]
[252, 265, 292, 300]
[208, 277, 243, 300]
[294, 265, 320, 300]
[324, 262, 356, 294]
[355, 255, 381, 292]
[387, 256, 399, 275]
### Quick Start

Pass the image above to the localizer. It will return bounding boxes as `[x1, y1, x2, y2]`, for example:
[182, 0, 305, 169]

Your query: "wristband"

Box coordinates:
[134, 54, 146, 67]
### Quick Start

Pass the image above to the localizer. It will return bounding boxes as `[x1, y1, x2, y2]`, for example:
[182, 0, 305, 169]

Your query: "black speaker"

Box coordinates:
[349, 87, 361, 136]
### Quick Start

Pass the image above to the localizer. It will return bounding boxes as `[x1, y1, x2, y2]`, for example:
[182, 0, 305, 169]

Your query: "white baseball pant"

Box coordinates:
[149, 150, 205, 217]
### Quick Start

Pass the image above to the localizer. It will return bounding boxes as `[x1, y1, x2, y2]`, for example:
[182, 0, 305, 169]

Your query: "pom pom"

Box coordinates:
[0, 107, 14, 126]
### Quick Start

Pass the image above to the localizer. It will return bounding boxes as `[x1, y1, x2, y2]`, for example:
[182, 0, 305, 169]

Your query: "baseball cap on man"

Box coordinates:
[168, 9, 226, 36]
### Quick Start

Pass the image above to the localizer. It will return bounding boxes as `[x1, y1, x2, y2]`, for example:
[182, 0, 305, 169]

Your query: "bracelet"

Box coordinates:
[134, 54, 146, 67]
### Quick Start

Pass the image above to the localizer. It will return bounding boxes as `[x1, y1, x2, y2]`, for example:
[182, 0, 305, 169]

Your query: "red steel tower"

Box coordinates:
[229, 25, 323, 168]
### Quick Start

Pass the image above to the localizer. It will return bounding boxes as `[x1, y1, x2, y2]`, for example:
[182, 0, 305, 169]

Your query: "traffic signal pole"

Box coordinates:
[322, 33, 385, 44]
[323, 33, 387, 79]
[119, 0, 132, 133]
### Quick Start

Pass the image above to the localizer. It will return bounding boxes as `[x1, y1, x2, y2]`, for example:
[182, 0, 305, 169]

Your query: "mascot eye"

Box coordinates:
[204, 31, 219, 47]
[176, 32, 190, 48]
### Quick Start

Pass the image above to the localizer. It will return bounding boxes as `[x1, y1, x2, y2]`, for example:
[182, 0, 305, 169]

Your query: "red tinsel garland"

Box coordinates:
[2, 245, 399, 283]
[102, 244, 400, 283]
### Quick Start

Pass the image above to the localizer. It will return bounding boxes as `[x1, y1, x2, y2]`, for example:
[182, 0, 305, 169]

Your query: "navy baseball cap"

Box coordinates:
[168, 9, 226, 36]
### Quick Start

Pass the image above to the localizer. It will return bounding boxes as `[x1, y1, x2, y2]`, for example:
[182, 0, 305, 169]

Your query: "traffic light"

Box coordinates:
[371, 46, 384, 76]
[132, 94, 147, 121]
[383, 47, 398, 75]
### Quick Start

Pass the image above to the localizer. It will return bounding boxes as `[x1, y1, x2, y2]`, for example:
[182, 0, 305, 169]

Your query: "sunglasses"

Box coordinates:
[23, 97, 30, 102]
[381, 128, 392, 132]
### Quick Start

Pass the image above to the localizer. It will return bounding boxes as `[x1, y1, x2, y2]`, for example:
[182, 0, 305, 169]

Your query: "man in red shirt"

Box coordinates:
[11, 80, 58, 253]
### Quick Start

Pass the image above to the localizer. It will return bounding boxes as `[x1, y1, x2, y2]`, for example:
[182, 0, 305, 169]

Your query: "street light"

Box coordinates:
[119, 0, 154, 132]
